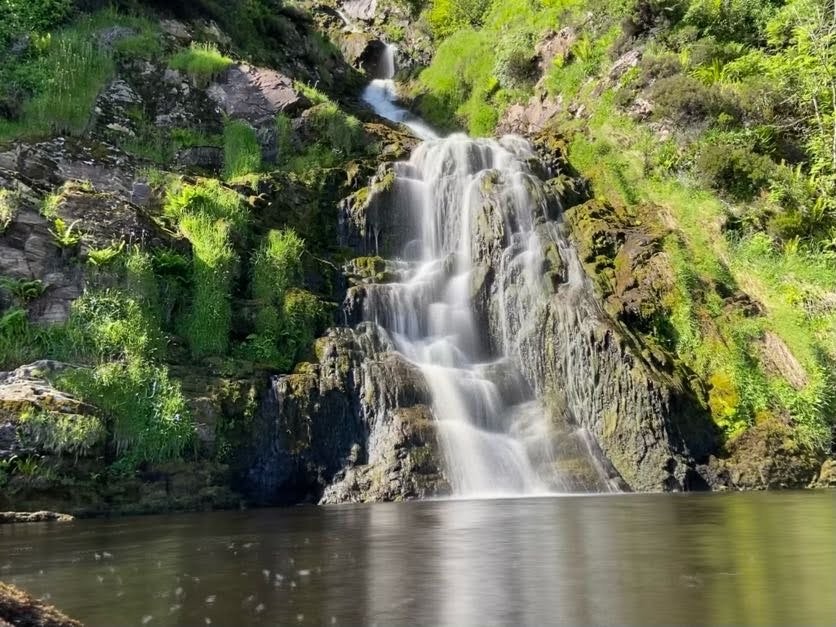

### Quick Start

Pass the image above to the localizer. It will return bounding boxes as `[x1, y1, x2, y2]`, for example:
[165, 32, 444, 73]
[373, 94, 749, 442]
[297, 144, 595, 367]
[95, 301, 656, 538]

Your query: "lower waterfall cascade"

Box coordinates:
[353, 45, 619, 497]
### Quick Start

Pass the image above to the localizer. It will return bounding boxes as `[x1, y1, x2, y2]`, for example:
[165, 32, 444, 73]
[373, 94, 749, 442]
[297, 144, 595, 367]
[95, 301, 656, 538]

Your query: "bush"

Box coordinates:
[426, 0, 492, 39]
[695, 141, 775, 201]
[0, 29, 113, 139]
[682, 0, 778, 44]
[307, 103, 364, 155]
[649, 74, 736, 124]
[169, 42, 233, 82]
[248, 229, 307, 369]
[223, 120, 261, 179]
[494, 30, 538, 89]
[0, 0, 73, 44]
[17, 409, 105, 458]
[57, 357, 193, 466]
[180, 214, 237, 359]
[68, 290, 163, 361]
[275, 113, 294, 166]
[165, 179, 248, 232]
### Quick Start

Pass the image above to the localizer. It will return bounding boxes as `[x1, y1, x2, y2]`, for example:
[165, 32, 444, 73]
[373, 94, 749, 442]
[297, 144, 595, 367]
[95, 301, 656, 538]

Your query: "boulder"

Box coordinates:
[208, 64, 311, 126]
[342, 0, 378, 22]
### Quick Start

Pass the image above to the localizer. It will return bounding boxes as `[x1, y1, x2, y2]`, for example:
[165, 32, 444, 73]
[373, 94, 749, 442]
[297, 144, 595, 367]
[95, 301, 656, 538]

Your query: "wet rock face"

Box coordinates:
[243, 324, 449, 504]
[702, 420, 823, 490]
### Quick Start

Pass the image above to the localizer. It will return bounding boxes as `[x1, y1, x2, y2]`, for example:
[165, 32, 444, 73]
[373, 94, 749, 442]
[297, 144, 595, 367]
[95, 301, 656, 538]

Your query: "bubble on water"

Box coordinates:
[242, 542, 254, 549]
[331, 617, 337, 625]
[42, 593, 51, 601]
[255, 603, 265, 613]
[242, 595, 255, 608]
[275, 574, 284, 581]
[204, 618, 212, 625]
[206, 595, 216, 604]
[108, 566, 116, 574]
[96, 575, 104, 584]
[297, 570, 310, 577]
[94, 553, 102, 561]
[227, 543, 235, 550]
[175, 587, 184, 598]
[141, 615, 153, 625]
[117, 591, 125, 598]
[290, 581, 297, 589]
[103, 552, 113, 559]
[262, 569, 270, 580]
[304, 538, 310, 545]
[2, 563, 11, 570]
[169, 604, 181, 614]
[296, 614, 304, 623]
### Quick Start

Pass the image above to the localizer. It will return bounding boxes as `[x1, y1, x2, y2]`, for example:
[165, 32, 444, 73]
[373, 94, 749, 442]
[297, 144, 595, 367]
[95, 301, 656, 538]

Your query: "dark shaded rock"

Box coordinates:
[175, 146, 224, 171]
[703, 420, 823, 490]
[0, 582, 81, 627]
[243, 323, 448, 504]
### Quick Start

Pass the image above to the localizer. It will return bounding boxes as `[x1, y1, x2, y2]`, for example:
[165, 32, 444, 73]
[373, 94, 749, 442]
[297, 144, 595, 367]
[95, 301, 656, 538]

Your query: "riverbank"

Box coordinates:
[0, 582, 81, 627]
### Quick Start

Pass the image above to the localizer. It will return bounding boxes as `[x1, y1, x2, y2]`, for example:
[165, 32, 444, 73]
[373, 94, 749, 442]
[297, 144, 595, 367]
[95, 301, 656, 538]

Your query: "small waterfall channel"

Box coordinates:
[355, 45, 616, 497]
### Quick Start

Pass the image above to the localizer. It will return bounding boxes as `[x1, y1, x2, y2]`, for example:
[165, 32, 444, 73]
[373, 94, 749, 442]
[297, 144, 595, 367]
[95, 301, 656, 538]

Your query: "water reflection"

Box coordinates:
[0, 492, 833, 625]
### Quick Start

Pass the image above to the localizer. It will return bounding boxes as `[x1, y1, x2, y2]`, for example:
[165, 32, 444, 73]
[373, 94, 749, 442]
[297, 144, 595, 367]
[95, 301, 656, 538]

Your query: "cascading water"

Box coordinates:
[357, 48, 616, 497]
[361, 44, 438, 141]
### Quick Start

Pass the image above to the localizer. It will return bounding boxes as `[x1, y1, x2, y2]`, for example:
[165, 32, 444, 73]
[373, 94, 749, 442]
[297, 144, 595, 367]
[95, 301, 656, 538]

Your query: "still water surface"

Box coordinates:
[1, 492, 834, 626]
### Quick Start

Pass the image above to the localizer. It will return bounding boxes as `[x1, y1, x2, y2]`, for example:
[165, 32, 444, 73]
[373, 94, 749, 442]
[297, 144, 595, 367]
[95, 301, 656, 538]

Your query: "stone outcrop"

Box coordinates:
[207, 64, 310, 125]
[0, 511, 74, 524]
[243, 323, 448, 504]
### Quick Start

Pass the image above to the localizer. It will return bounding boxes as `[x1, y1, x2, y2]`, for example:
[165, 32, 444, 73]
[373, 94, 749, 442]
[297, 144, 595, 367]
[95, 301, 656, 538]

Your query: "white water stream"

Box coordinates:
[358, 44, 612, 497]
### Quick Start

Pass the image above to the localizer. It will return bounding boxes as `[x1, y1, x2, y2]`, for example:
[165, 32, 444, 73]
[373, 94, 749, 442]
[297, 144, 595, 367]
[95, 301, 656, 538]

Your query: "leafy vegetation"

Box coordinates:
[223, 120, 262, 179]
[417, 0, 836, 451]
[0, 8, 162, 142]
[168, 42, 233, 82]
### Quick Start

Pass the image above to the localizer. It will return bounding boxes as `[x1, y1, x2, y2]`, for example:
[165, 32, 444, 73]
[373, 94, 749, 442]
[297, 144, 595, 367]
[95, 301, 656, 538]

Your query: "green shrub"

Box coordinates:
[0, 0, 73, 44]
[68, 290, 162, 361]
[0, 30, 113, 140]
[125, 249, 161, 321]
[682, 0, 778, 44]
[223, 120, 261, 179]
[17, 409, 105, 458]
[57, 357, 193, 466]
[165, 179, 248, 233]
[280, 288, 326, 362]
[247, 228, 306, 368]
[180, 214, 236, 359]
[275, 113, 294, 166]
[494, 30, 538, 89]
[307, 103, 364, 155]
[649, 74, 736, 124]
[427, 0, 492, 39]
[695, 141, 775, 201]
[169, 42, 233, 82]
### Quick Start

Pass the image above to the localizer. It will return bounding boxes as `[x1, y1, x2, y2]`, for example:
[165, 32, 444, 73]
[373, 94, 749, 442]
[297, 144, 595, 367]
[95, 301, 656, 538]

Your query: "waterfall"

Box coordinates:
[355, 47, 616, 498]
[361, 44, 438, 141]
